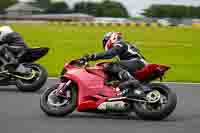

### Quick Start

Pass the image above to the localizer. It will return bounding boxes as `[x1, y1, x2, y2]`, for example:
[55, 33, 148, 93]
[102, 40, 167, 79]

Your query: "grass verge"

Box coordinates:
[3, 23, 200, 82]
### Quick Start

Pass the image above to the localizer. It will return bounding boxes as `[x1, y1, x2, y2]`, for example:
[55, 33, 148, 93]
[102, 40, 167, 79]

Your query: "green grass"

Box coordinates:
[3, 23, 200, 82]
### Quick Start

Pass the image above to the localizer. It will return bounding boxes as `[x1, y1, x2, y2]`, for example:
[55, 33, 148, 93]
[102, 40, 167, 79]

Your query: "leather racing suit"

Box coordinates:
[87, 40, 147, 97]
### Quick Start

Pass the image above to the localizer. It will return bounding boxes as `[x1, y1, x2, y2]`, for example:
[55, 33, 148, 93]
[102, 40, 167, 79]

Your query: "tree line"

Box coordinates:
[2, 1, 200, 18]
[0, 0, 17, 14]
[0, 0, 129, 18]
[73, 0, 129, 18]
[142, 4, 200, 18]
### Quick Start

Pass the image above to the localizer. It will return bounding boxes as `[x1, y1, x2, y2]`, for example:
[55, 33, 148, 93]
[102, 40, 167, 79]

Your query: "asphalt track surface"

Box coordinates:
[1, 79, 200, 133]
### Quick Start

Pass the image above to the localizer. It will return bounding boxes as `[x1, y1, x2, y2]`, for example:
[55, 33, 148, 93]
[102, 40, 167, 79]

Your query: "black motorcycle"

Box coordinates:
[0, 44, 49, 92]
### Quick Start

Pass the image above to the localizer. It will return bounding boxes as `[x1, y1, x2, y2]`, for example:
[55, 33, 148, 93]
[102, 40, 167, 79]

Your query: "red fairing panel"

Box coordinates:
[135, 64, 170, 81]
[85, 66, 108, 79]
[63, 66, 117, 111]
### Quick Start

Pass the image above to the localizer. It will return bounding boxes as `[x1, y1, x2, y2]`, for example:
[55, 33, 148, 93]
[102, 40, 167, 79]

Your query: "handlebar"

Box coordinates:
[67, 58, 109, 69]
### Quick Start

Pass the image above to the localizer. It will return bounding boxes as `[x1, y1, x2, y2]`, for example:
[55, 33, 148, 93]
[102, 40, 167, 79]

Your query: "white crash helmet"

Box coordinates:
[0, 26, 14, 41]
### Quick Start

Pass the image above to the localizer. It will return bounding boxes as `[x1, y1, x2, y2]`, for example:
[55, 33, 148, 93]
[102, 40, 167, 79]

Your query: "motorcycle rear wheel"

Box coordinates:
[40, 83, 77, 117]
[133, 83, 177, 120]
[16, 63, 48, 92]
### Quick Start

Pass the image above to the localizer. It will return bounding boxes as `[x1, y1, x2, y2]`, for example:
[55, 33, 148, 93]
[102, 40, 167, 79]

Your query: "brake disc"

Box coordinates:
[47, 90, 68, 107]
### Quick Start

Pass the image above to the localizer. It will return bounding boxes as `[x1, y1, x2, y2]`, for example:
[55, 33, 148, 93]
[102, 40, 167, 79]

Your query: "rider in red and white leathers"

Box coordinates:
[82, 32, 147, 98]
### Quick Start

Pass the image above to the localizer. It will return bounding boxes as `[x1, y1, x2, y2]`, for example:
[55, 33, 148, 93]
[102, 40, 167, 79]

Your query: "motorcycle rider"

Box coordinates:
[81, 32, 148, 98]
[0, 25, 29, 73]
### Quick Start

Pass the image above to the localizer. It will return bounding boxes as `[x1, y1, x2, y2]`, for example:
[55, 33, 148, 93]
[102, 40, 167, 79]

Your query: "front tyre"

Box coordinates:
[133, 83, 177, 120]
[16, 63, 48, 92]
[40, 84, 77, 117]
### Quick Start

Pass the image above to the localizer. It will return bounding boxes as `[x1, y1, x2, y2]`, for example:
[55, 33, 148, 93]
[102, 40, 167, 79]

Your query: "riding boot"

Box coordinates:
[118, 70, 145, 98]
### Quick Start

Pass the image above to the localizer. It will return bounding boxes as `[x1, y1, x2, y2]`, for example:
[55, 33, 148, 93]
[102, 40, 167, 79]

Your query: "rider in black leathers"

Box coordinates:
[82, 32, 147, 98]
[0, 26, 28, 73]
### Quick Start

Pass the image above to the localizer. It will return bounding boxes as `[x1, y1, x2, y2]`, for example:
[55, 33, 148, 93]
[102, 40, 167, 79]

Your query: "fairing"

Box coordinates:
[63, 64, 117, 111]
[85, 66, 108, 79]
[18, 47, 49, 63]
[135, 64, 170, 81]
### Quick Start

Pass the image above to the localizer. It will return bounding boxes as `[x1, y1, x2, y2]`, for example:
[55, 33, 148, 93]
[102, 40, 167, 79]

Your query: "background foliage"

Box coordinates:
[73, 0, 129, 18]
[143, 4, 200, 18]
[0, 0, 17, 13]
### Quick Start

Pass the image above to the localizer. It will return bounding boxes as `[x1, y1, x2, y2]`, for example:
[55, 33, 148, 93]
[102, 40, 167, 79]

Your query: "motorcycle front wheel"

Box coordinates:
[40, 83, 77, 117]
[16, 63, 48, 92]
[133, 83, 177, 120]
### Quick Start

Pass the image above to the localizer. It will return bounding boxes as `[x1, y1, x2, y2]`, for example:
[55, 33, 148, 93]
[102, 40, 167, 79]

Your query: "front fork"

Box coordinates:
[55, 80, 72, 98]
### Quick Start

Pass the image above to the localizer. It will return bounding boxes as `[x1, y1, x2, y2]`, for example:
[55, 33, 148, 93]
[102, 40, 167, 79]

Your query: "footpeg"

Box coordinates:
[15, 64, 31, 74]
[133, 89, 146, 97]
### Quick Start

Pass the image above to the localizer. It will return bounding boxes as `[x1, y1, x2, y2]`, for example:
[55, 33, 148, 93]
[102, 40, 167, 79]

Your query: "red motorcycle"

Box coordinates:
[40, 58, 177, 120]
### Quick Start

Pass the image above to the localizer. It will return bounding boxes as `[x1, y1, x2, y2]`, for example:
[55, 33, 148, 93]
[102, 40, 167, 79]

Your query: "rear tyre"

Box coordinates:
[16, 63, 48, 92]
[40, 83, 77, 117]
[133, 83, 177, 120]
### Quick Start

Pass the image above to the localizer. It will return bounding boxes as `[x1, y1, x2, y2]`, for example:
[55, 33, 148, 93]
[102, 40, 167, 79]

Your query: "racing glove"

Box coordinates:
[81, 54, 97, 62]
